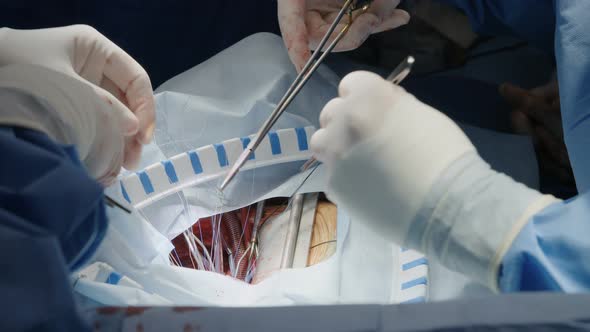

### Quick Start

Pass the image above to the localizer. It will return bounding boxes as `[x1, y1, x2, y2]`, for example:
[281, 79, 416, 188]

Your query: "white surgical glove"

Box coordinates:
[0, 64, 129, 186]
[0, 25, 155, 174]
[278, 0, 410, 71]
[311, 71, 560, 290]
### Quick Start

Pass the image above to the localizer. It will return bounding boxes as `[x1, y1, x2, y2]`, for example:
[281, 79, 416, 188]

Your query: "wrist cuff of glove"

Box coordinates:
[0, 64, 83, 145]
[406, 152, 559, 291]
[0, 87, 70, 142]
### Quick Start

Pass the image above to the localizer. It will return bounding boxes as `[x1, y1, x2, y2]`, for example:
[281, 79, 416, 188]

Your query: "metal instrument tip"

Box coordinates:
[219, 149, 253, 191]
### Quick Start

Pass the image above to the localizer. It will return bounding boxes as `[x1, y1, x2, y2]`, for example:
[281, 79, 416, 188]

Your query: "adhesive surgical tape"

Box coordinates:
[119, 126, 315, 209]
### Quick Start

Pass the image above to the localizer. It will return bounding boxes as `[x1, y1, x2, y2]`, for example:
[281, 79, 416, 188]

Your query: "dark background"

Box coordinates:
[0, 1, 281, 87]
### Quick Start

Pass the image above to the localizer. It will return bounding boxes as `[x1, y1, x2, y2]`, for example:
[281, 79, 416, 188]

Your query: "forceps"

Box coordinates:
[220, 0, 375, 191]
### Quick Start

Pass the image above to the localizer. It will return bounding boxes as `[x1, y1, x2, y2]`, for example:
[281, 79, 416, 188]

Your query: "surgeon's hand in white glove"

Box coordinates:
[0, 25, 155, 183]
[311, 71, 559, 290]
[278, 0, 410, 71]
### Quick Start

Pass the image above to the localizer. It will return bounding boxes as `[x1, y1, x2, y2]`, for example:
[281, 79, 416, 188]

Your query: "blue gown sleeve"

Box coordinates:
[499, 191, 590, 292]
[435, 0, 555, 52]
[554, 0, 590, 194]
[0, 123, 107, 331]
[433, 0, 590, 293]
[423, 1, 590, 293]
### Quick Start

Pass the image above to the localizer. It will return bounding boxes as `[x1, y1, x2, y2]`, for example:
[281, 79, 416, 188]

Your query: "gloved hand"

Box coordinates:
[0, 64, 130, 186]
[278, 0, 410, 71]
[0, 25, 155, 174]
[311, 71, 559, 290]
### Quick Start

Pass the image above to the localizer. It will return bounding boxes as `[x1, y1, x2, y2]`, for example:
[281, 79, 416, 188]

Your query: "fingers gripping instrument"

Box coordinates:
[219, 0, 375, 191]
[300, 55, 415, 172]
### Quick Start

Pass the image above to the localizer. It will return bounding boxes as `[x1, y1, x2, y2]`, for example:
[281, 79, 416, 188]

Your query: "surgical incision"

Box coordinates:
[169, 199, 337, 284]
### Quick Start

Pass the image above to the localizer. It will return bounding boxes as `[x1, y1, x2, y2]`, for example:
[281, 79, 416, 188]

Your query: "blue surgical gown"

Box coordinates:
[0, 102, 107, 330]
[438, 0, 590, 292]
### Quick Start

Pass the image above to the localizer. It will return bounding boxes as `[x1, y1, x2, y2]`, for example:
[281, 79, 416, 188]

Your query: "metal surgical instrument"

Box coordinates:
[105, 195, 131, 214]
[220, 0, 375, 191]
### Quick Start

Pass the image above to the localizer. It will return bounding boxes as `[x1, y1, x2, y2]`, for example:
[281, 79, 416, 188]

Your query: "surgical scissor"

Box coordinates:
[220, 0, 375, 191]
